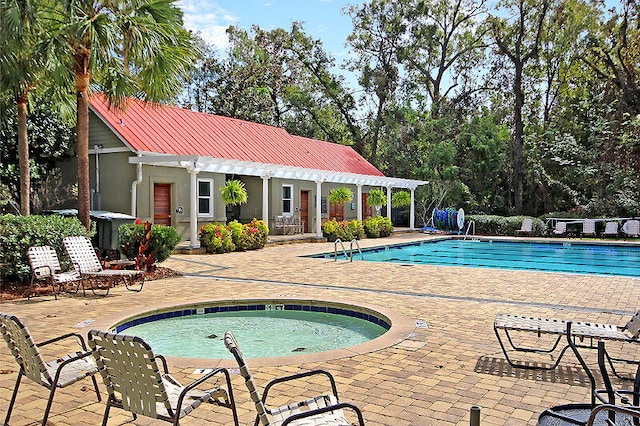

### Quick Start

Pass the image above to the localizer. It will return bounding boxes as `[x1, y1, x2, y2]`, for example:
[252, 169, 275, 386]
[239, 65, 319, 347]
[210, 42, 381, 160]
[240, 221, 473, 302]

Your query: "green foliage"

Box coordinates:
[327, 187, 354, 205]
[363, 216, 394, 238]
[467, 215, 546, 236]
[322, 219, 363, 242]
[200, 223, 235, 254]
[391, 191, 411, 208]
[366, 189, 387, 208]
[200, 219, 268, 253]
[220, 180, 248, 205]
[0, 214, 91, 280]
[118, 222, 180, 264]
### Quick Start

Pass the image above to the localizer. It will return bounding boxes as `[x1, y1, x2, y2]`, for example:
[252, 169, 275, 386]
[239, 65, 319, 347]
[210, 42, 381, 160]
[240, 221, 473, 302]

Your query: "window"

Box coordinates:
[198, 179, 214, 217]
[282, 185, 293, 214]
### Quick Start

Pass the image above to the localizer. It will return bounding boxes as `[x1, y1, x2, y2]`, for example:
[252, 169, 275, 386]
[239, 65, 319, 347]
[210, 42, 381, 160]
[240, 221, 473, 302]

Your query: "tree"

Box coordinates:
[44, 0, 197, 229]
[490, 0, 550, 214]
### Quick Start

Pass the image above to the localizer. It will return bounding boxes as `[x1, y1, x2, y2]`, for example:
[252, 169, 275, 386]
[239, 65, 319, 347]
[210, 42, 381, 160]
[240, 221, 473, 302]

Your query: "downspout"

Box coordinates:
[130, 155, 143, 217]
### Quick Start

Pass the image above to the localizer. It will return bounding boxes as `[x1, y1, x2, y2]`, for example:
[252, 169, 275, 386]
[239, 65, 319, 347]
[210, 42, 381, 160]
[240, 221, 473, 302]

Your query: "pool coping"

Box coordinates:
[89, 296, 417, 368]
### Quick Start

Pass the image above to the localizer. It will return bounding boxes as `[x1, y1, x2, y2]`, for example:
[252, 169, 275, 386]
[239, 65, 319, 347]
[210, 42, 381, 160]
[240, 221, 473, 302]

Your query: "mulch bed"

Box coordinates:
[0, 267, 183, 301]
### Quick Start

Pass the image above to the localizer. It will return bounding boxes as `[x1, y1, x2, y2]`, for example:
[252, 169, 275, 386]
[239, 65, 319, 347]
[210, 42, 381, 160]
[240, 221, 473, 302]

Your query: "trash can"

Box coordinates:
[91, 211, 137, 251]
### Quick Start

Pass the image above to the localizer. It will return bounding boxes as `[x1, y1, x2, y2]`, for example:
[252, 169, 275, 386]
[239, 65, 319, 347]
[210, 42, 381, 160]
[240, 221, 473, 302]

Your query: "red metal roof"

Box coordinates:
[90, 95, 384, 177]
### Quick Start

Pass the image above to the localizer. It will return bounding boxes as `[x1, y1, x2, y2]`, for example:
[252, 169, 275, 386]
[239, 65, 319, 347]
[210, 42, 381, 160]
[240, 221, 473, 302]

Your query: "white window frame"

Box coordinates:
[197, 178, 214, 218]
[282, 184, 293, 215]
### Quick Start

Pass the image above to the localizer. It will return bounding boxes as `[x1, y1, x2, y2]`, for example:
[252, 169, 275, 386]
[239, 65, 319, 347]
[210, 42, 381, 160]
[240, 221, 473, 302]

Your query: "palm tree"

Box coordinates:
[45, 0, 197, 229]
[1, 0, 44, 215]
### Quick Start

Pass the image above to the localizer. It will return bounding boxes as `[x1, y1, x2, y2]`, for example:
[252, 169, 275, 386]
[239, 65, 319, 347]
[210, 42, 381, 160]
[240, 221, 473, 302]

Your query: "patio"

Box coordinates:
[1, 232, 638, 425]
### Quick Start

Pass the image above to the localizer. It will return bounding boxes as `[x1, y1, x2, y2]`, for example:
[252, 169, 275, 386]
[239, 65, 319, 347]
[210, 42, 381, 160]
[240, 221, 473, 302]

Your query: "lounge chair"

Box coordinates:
[538, 340, 640, 425]
[223, 331, 365, 426]
[88, 330, 238, 426]
[515, 218, 533, 236]
[0, 313, 101, 426]
[27, 245, 83, 299]
[622, 220, 640, 237]
[494, 311, 640, 372]
[63, 235, 144, 295]
[553, 221, 567, 236]
[603, 221, 619, 238]
[582, 219, 597, 237]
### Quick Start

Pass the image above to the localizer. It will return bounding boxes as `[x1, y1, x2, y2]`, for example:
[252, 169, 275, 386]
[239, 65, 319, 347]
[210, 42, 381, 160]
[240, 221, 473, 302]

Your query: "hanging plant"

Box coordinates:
[366, 188, 387, 215]
[328, 186, 353, 205]
[392, 191, 411, 208]
[220, 180, 248, 205]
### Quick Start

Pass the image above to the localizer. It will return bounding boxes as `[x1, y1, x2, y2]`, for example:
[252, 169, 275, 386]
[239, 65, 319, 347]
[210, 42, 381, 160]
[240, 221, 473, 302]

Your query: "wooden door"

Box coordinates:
[300, 191, 309, 233]
[153, 183, 172, 226]
[362, 193, 372, 219]
[329, 201, 344, 221]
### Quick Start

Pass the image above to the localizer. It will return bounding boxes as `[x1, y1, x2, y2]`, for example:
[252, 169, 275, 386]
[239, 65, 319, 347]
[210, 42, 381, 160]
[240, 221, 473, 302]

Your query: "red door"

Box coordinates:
[362, 193, 372, 219]
[154, 183, 172, 226]
[300, 191, 309, 233]
[329, 201, 344, 221]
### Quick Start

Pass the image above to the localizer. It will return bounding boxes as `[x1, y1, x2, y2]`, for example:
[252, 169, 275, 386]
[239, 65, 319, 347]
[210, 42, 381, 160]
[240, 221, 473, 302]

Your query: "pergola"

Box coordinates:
[129, 154, 429, 247]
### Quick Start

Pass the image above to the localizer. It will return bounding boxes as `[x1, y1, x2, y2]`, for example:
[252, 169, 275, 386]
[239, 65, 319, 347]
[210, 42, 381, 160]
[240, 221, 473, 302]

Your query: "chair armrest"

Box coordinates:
[176, 368, 233, 414]
[154, 354, 170, 374]
[37, 332, 90, 351]
[262, 370, 339, 405]
[280, 402, 365, 426]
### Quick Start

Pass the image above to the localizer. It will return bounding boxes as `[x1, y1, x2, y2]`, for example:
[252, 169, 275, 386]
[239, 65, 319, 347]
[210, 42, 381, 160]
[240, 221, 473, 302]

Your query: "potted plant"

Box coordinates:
[366, 188, 387, 215]
[328, 186, 353, 206]
[392, 191, 411, 208]
[220, 179, 248, 205]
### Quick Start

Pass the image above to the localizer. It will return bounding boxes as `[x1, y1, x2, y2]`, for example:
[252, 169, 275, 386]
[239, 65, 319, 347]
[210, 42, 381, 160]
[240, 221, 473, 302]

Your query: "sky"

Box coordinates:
[177, 0, 357, 61]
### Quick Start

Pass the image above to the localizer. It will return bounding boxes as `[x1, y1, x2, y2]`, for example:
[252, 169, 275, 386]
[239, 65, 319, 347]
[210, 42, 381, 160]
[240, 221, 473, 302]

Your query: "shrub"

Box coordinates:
[322, 218, 362, 242]
[118, 221, 180, 265]
[200, 223, 235, 253]
[363, 216, 394, 238]
[0, 214, 92, 280]
[228, 219, 269, 251]
[466, 215, 545, 236]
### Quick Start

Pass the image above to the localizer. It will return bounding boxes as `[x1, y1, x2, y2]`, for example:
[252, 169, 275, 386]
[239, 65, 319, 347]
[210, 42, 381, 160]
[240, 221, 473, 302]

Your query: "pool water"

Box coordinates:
[123, 310, 387, 359]
[322, 239, 640, 277]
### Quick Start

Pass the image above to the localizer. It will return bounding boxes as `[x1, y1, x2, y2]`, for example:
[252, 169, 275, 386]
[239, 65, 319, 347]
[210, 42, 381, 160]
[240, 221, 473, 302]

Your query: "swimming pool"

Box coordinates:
[313, 239, 640, 277]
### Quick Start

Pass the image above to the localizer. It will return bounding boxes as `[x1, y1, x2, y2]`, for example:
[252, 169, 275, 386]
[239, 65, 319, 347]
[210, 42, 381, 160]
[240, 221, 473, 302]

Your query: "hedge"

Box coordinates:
[466, 215, 546, 236]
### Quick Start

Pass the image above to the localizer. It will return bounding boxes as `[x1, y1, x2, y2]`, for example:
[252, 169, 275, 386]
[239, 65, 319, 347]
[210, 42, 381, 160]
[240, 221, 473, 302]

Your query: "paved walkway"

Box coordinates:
[1, 233, 638, 425]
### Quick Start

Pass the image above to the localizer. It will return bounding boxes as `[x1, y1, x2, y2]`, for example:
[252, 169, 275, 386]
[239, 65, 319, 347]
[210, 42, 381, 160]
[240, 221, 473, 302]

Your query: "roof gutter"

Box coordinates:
[130, 154, 143, 217]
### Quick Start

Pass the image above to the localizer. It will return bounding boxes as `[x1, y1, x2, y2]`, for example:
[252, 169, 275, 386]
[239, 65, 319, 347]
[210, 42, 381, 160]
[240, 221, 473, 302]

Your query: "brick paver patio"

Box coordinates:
[1, 233, 638, 425]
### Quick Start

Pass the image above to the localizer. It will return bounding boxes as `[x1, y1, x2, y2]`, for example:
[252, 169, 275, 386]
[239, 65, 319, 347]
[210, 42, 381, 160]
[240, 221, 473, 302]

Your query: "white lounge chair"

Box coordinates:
[0, 313, 101, 426]
[582, 219, 597, 237]
[622, 220, 639, 237]
[89, 330, 238, 426]
[603, 221, 619, 238]
[553, 221, 567, 236]
[27, 245, 83, 299]
[224, 331, 365, 426]
[63, 236, 144, 295]
[515, 218, 533, 236]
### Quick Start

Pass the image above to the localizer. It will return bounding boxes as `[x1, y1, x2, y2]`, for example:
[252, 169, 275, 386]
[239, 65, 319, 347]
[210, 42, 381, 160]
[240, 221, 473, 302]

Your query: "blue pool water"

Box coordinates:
[317, 239, 640, 277]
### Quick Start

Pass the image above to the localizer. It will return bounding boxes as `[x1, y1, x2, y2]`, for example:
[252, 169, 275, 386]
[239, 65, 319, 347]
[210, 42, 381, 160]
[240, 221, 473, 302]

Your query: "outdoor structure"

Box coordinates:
[78, 95, 427, 247]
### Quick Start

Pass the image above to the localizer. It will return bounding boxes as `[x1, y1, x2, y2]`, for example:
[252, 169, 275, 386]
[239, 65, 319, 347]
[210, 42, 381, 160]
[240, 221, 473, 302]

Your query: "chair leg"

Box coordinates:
[101, 400, 112, 426]
[41, 385, 58, 426]
[4, 370, 23, 426]
[91, 375, 102, 402]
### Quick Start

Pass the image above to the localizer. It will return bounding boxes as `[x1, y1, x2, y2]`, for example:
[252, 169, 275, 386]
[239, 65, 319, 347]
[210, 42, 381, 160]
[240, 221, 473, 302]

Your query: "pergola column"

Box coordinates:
[315, 180, 323, 237]
[187, 165, 200, 248]
[386, 185, 392, 220]
[410, 186, 416, 230]
[356, 183, 363, 221]
[261, 174, 270, 223]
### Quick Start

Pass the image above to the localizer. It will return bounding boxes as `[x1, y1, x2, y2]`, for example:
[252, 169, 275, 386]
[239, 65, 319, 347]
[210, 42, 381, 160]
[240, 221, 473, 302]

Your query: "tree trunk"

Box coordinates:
[513, 64, 525, 215]
[76, 71, 91, 230]
[17, 93, 30, 216]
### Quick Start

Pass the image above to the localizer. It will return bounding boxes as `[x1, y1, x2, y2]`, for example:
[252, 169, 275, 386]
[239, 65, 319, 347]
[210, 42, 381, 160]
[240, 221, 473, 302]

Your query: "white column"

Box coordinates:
[386, 185, 392, 220]
[261, 175, 270, 222]
[315, 180, 323, 237]
[356, 184, 363, 221]
[410, 187, 416, 230]
[188, 167, 199, 248]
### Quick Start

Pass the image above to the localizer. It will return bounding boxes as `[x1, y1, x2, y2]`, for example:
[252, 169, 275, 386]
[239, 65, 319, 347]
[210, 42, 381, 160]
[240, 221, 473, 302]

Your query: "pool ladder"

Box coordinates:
[334, 239, 363, 262]
[463, 220, 477, 240]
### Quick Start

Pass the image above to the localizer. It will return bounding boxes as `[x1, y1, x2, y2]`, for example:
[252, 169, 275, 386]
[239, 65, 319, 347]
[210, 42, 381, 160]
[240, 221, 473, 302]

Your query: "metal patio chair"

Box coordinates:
[603, 222, 619, 238]
[0, 313, 101, 426]
[27, 245, 83, 299]
[515, 218, 533, 236]
[224, 331, 365, 426]
[63, 235, 144, 295]
[538, 340, 640, 425]
[582, 219, 597, 237]
[88, 329, 238, 426]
